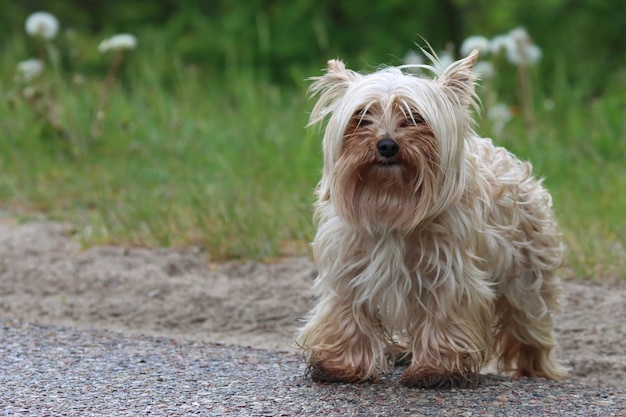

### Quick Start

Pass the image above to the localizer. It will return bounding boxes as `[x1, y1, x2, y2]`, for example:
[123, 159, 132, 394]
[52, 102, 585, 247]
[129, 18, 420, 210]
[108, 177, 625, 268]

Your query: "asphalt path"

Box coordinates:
[1, 321, 623, 416]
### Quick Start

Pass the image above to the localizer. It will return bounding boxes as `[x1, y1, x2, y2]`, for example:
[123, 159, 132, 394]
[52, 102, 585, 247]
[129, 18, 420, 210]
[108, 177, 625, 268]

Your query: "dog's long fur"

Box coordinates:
[296, 50, 567, 387]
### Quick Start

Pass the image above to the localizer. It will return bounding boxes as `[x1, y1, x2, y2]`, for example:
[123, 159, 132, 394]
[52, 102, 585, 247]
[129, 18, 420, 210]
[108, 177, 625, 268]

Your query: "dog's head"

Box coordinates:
[309, 50, 479, 233]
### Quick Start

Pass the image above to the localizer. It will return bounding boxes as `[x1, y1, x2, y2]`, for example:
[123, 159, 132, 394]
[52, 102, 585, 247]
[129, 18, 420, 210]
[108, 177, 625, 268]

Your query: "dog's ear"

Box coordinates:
[307, 59, 361, 126]
[323, 59, 359, 84]
[438, 49, 479, 107]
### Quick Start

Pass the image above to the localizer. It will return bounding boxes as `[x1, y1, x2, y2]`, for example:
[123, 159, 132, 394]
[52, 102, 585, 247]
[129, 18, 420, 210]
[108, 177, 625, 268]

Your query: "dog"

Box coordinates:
[296, 49, 567, 388]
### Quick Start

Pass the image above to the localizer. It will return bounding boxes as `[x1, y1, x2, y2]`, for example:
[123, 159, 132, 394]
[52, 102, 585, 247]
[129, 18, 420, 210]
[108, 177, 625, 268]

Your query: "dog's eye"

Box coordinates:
[400, 113, 425, 127]
[355, 109, 373, 127]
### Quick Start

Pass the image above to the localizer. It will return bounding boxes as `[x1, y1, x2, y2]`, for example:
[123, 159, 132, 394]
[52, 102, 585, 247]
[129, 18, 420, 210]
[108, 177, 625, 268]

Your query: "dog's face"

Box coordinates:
[309, 51, 479, 233]
[333, 99, 439, 234]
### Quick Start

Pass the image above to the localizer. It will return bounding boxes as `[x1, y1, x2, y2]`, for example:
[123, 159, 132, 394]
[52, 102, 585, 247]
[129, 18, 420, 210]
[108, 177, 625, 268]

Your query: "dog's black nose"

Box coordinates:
[377, 138, 399, 158]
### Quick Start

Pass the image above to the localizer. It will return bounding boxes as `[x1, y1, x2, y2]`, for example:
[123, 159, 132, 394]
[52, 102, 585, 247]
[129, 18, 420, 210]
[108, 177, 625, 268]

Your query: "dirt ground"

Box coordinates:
[0, 219, 624, 390]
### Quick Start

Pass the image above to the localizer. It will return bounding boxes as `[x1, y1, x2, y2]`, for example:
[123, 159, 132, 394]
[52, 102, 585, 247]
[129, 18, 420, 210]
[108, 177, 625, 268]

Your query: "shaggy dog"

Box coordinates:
[296, 50, 566, 388]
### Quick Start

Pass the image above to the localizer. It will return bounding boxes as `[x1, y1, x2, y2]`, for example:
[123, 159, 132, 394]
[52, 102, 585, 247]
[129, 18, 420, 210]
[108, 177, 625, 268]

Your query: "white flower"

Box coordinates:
[509, 27, 531, 44]
[490, 34, 512, 55]
[97, 39, 109, 54]
[437, 51, 455, 69]
[490, 28, 541, 66]
[402, 50, 423, 66]
[25, 12, 59, 40]
[488, 103, 512, 123]
[17, 58, 45, 81]
[506, 27, 541, 65]
[460, 36, 490, 57]
[487, 103, 513, 135]
[474, 61, 495, 80]
[98, 34, 138, 54]
[507, 42, 542, 66]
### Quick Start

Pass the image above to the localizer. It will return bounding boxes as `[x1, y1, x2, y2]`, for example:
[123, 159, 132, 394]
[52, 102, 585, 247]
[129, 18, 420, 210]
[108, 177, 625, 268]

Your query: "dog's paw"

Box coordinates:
[400, 367, 478, 389]
[306, 363, 374, 384]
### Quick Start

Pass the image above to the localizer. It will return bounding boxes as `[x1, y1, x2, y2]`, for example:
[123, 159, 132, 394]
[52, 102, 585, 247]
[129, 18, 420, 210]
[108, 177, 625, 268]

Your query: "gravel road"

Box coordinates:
[1, 321, 623, 417]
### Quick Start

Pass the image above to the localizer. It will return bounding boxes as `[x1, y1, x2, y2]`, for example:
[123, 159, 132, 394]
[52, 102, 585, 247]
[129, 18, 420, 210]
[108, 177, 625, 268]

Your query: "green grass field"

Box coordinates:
[1, 33, 624, 279]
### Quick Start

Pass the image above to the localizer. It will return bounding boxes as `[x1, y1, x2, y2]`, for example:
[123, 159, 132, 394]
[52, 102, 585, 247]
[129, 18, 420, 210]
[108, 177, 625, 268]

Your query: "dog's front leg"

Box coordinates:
[400, 264, 494, 388]
[297, 291, 384, 383]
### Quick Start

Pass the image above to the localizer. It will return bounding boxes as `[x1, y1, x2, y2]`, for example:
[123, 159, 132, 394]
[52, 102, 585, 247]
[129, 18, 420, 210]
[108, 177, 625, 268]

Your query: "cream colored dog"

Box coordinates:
[297, 50, 566, 388]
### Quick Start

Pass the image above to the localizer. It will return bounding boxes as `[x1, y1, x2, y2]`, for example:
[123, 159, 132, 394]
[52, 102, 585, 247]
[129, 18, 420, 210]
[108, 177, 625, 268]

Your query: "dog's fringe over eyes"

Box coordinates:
[296, 48, 567, 388]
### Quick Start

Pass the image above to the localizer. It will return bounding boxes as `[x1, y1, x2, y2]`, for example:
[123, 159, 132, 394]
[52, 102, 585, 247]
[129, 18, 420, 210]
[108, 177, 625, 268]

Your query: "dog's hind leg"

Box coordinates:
[494, 268, 567, 380]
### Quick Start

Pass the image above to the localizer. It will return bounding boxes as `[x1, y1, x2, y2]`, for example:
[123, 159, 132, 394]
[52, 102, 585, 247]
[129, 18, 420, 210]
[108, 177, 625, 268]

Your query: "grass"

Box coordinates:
[1, 33, 625, 279]
[481, 69, 626, 279]
[1, 38, 320, 259]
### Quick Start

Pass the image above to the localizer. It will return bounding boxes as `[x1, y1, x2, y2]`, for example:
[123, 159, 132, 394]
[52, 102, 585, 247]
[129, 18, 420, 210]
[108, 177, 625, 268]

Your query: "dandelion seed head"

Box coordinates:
[491, 28, 542, 66]
[487, 103, 513, 135]
[25, 12, 59, 40]
[474, 61, 495, 80]
[17, 58, 45, 82]
[488, 103, 512, 123]
[509, 27, 531, 43]
[460, 36, 490, 56]
[437, 50, 455, 69]
[489, 27, 541, 66]
[402, 50, 423, 66]
[98, 39, 110, 54]
[508, 43, 542, 66]
[98, 34, 138, 54]
[490, 34, 513, 55]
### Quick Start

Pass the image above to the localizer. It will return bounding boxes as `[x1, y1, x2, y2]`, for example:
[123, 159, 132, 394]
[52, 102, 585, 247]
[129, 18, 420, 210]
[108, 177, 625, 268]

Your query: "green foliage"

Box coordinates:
[2, 0, 624, 88]
[478, 70, 626, 279]
[0, 3, 624, 278]
[1, 37, 319, 257]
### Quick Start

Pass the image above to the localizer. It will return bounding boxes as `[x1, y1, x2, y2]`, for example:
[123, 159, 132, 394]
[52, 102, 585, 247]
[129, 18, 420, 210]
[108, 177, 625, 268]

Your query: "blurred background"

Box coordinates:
[0, 1, 624, 278]
[1, 0, 624, 86]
